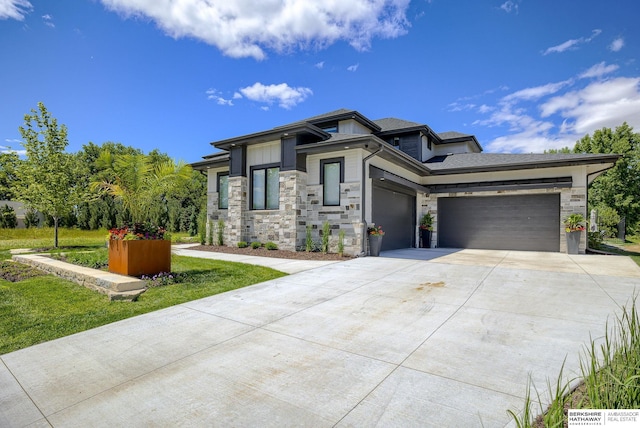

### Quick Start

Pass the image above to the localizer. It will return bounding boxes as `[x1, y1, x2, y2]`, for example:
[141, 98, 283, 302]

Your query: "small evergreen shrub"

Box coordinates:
[265, 241, 278, 250]
[305, 224, 313, 252]
[237, 241, 248, 248]
[217, 218, 225, 246]
[338, 229, 345, 256]
[321, 221, 330, 254]
[251, 241, 262, 249]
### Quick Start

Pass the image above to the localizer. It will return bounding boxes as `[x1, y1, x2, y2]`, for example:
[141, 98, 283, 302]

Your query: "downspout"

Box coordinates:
[359, 143, 384, 256]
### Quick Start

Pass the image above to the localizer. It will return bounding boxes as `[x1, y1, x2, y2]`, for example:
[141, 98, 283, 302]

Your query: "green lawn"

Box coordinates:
[0, 253, 286, 355]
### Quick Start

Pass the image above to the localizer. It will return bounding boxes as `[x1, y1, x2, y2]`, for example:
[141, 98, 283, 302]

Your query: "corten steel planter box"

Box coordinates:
[108, 239, 171, 276]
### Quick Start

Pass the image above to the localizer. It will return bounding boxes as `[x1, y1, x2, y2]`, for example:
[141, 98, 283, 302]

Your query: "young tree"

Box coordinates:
[573, 123, 640, 234]
[15, 102, 85, 247]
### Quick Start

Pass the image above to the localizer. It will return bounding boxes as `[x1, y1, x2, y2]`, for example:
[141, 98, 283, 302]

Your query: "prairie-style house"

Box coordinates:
[192, 109, 618, 255]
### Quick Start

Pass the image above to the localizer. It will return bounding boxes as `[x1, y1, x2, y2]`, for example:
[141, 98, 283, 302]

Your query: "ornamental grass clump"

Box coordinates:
[509, 297, 640, 427]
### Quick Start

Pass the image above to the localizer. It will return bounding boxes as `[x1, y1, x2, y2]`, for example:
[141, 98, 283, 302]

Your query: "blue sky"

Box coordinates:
[1, 0, 639, 163]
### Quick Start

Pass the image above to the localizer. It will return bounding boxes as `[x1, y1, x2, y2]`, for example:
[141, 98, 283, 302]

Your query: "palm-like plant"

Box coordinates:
[91, 152, 192, 225]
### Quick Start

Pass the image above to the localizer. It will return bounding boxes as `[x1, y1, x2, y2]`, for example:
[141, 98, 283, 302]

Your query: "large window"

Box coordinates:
[217, 173, 229, 209]
[320, 158, 344, 206]
[251, 164, 280, 210]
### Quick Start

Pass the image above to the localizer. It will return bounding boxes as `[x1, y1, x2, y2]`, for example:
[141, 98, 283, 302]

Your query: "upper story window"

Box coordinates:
[217, 172, 229, 209]
[320, 157, 344, 206]
[319, 121, 338, 133]
[251, 164, 280, 210]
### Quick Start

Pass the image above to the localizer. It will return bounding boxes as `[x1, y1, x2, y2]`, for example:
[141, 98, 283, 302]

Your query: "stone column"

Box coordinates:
[280, 170, 307, 251]
[227, 176, 247, 246]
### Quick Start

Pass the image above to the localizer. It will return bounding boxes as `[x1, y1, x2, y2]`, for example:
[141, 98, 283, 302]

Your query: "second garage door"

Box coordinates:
[438, 194, 560, 252]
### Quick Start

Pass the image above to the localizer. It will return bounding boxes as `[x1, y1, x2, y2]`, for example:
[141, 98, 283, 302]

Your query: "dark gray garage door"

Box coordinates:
[438, 194, 560, 251]
[372, 185, 416, 251]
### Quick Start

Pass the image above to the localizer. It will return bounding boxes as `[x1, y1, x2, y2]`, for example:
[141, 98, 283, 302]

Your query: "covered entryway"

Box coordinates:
[437, 194, 560, 251]
[372, 184, 416, 251]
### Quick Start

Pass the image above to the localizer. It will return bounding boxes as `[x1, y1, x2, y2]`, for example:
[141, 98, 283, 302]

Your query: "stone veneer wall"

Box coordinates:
[226, 176, 247, 245]
[418, 187, 587, 254]
[306, 182, 363, 255]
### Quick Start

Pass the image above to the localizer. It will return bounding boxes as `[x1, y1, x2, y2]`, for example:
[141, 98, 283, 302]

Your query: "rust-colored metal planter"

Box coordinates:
[108, 239, 171, 277]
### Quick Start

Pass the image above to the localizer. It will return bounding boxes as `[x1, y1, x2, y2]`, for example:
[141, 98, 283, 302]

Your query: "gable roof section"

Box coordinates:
[304, 109, 381, 132]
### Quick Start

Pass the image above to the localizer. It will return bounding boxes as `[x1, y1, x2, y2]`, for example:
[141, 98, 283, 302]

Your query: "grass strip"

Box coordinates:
[0, 255, 286, 355]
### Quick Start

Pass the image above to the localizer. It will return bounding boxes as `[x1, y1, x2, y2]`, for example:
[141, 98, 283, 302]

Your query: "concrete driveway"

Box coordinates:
[2, 248, 640, 427]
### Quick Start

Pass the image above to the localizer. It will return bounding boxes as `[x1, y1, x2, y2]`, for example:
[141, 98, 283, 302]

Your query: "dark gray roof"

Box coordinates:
[373, 117, 424, 132]
[438, 131, 473, 140]
[302, 108, 354, 122]
[425, 153, 621, 173]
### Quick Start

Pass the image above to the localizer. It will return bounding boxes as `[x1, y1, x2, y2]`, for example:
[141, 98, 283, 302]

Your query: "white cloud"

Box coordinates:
[100, 0, 411, 60]
[347, 63, 359, 72]
[502, 80, 572, 102]
[42, 13, 54, 28]
[238, 82, 312, 109]
[315, 61, 325, 69]
[0, 0, 31, 20]
[470, 70, 640, 153]
[609, 37, 624, 52]
[0, 145, 26, 156]
[500, 1, 518, 14]
[205, 88, 234, 106]
[542, 29, 601, 55]
[578, 61, 619, 79]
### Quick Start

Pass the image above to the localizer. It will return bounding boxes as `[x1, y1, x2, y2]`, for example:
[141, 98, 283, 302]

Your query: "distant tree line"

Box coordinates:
[0, 103, 205, 243]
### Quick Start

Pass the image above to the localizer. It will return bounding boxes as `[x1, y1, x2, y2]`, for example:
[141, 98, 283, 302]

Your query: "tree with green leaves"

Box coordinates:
[15, 102, 86, 247]
[91, 152, 192, 225]
[573, 123, 640, 235]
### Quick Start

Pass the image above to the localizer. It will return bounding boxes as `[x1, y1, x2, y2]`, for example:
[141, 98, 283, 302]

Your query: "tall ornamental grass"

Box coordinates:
[510, 298, 640, 427]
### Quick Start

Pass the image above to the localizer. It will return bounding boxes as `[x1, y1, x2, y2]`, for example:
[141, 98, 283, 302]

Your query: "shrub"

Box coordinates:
[24, 208, 40, 228]
[198, 211, 207, 245]
[305, 224, 313, 252]
[265, 241, 278, 250]
[0, 205, 17, 228]
[588, 231, 604, 249]
[321, 221, 330, 254]
[206, 219, 214, 245]
[251, 241, 262, 249]
[216, 218, 225, 246]
[338, 229, 345, 256]
[237, 241, 248, 248]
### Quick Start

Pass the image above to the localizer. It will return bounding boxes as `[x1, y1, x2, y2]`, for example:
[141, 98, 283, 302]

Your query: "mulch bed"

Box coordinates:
[188, 245, 352, 261]
[0, 261, 48, 282]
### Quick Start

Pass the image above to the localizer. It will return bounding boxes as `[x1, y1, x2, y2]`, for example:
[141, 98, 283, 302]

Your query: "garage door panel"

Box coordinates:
[438, 194, 560, 252]
[372, 186, 416, 251]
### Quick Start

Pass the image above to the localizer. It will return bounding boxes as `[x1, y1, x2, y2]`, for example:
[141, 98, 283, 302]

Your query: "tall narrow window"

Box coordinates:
[320, 158, 344, 206]
[251, 164, 280, 210]
[218, 173, 229, 209]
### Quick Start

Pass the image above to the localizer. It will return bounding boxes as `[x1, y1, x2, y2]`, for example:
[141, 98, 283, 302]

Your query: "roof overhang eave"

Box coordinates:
[212, 124, 330, 150]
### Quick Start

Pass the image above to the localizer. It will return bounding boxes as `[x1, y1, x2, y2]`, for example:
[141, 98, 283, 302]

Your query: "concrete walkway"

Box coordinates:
[2, 249, 640, 427]
[172, 244, 340, 274]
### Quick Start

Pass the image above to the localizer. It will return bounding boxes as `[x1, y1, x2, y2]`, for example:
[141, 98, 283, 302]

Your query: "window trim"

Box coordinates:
[250, 163, 280, 210]
[320, 157, 344, 206]
[217, 172, 229, 209]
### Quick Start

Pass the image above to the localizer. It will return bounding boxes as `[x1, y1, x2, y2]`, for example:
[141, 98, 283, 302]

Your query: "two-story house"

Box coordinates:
[192, 109, 619, 255]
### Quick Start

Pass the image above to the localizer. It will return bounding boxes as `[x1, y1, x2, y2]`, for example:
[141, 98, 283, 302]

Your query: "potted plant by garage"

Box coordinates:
[419, 212, 433, 248]
[367, 225, 385, 257]
[564, 213, 585, 254]
[91, 152, 191, 276]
